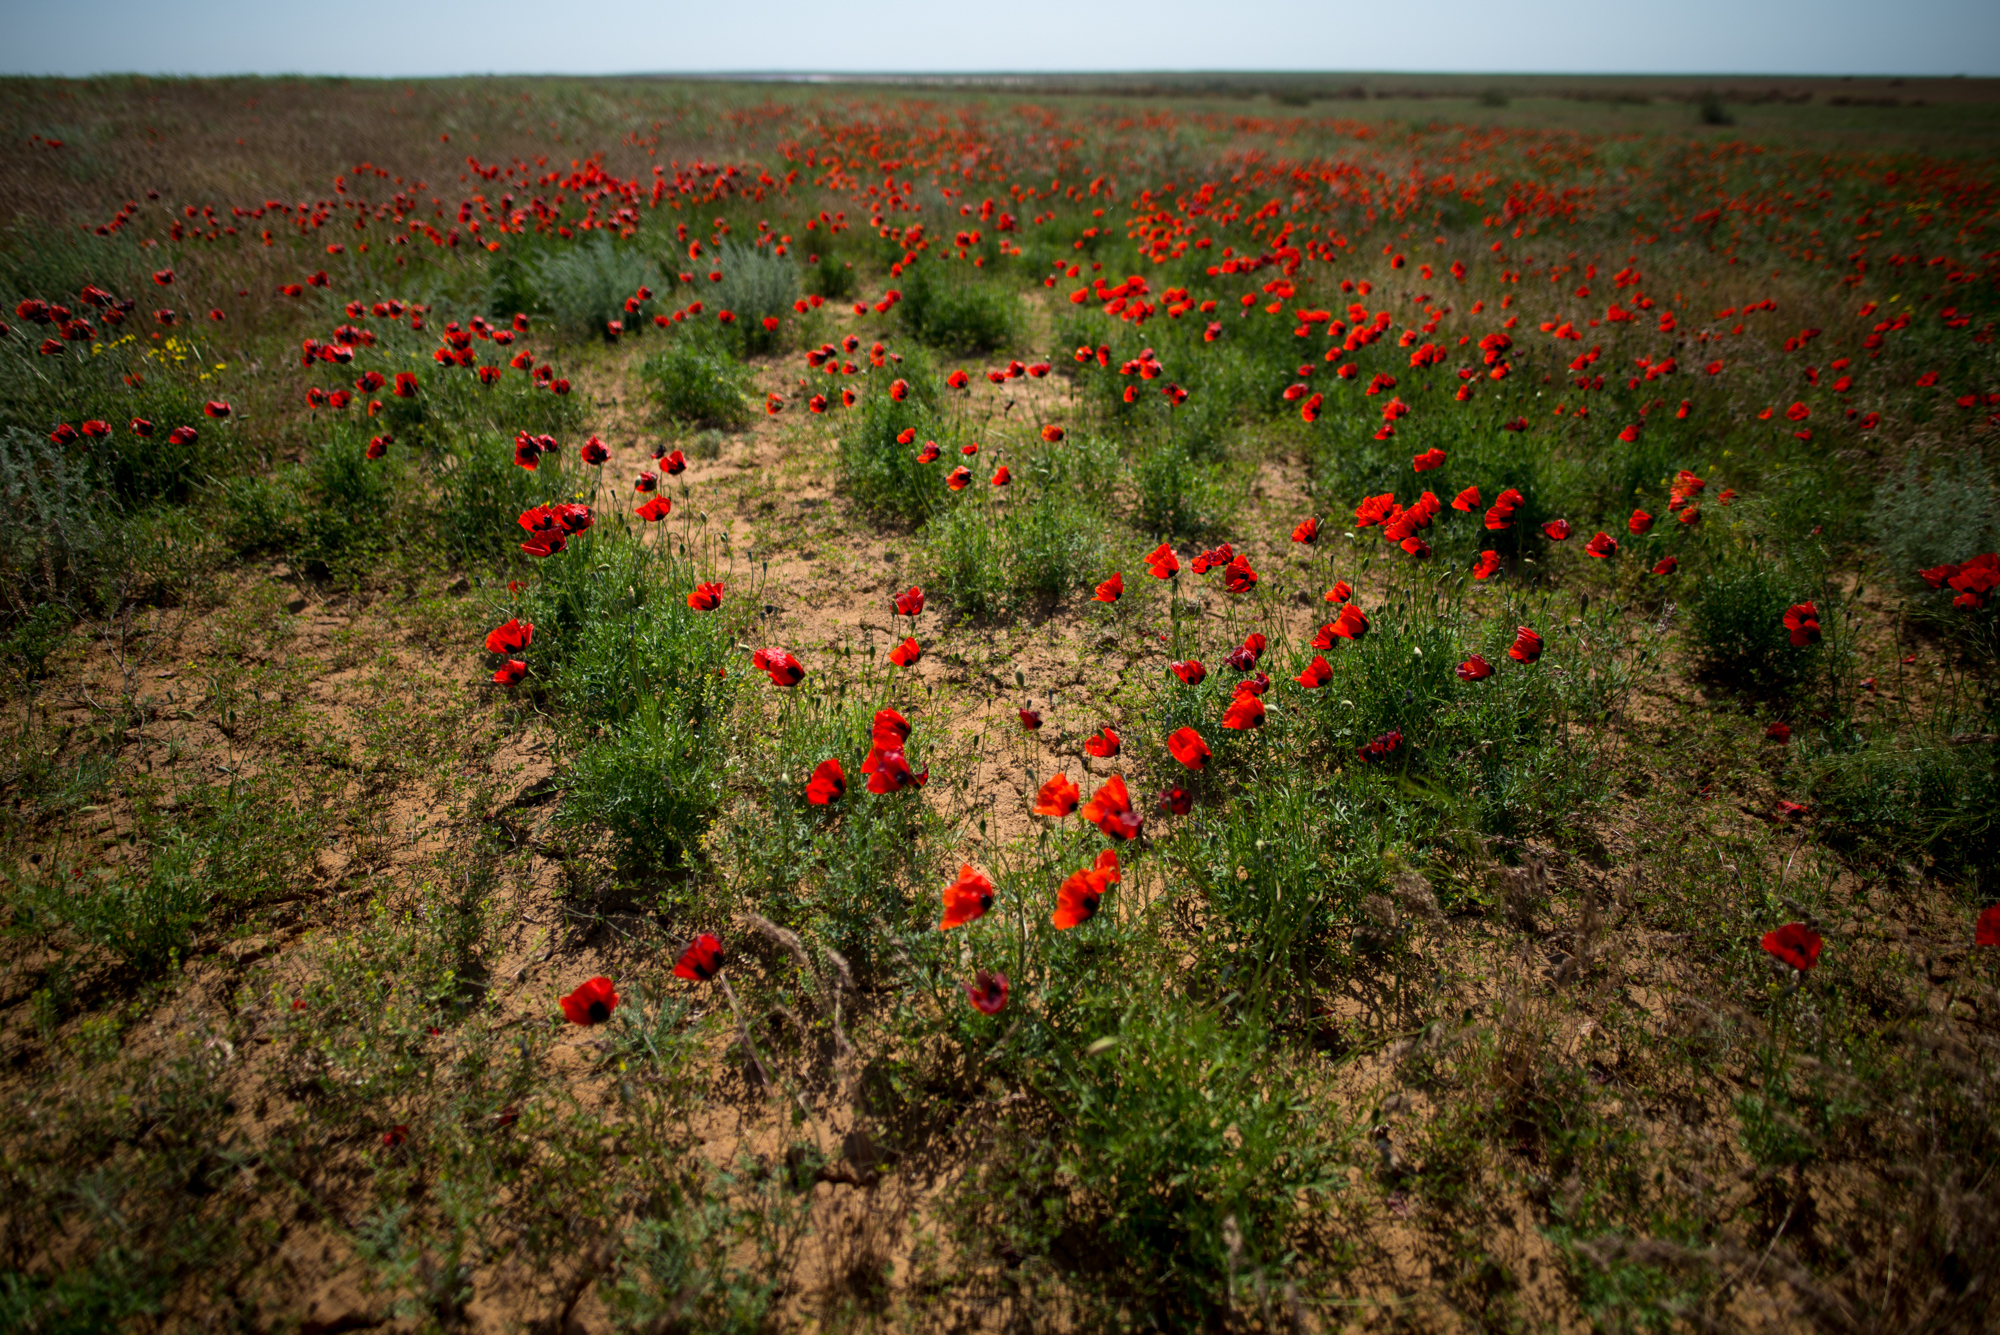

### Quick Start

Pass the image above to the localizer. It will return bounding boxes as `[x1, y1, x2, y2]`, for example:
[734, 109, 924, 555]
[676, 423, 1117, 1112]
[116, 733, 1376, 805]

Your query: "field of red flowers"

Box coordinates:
[0, 73, 1997, 1331]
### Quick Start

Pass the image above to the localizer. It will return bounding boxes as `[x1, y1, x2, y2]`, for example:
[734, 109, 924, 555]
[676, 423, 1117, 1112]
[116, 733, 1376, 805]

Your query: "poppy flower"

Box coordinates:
[393, 372, 417, 398]
[889, 378, 909, 401]
[636, 496, 673, 522]
[889, 637, 922, 667]
[1222, 693, 1265, 730]
[1170, 660, 1207, 687]
[1451, 486, 1481, 512]
[1094, 572, 1124, 603]
[129, 417, 153, 437]
[1413, 448, 1446, 472]
[1542, 518, 1572, 541]
[561, 975, 622, 1023]
[864, 746, 928, 794]
[946, 466, 972, 490]
[674, 934, 725, 982]
[1034, 773, 1080, 818]
[1223, 554, 1259, 592]
[1325, 581, 1353, 604]
[1629, 509, 1654, 536]
[1145, 542, 1180, 579]
[1652, 555, 1678, 576]
[991, 466, 1011, 487]
[942, 865, 997, 929]
[635, 470, 659, 494]
[960, 442, 980, 457]
[752, 647, 806, 686]
[1292, 516, 1321, 545]
[1760, 923, 1822, 973]
[1766, 722, 1791, 743]
[1485, 488, 1523, 531]
[1976, 905, 2000, 948]
[1083, 727, 1121, 758]
[916, 440, 940, 463]
[1357, 729, 1404, 763]
[806, 758, 846, 804]
[1584, 532, 1618, 559]
[688, 582, 724, 611]
[383, 1125, 409, 1148]
[966, 969, 1010, 1014]
[1041, 423, 1065, 443]
[1457, 654, 1493, 682]
[152, 269, 174, 285]
[1159, 785, 1193, 815]
[1166, 726, 1210, 769]
[1296, 654, 1333, 689]
[485, 619, 533, 654]
[661, 449, 687, 475]
[1054, 851, 1118, 929]
[1509, 627, 1543, 663]
[1782, 603, 1822, 648]
[203, 400, 231, 419]
[493, 659, 528, 686]
[1019, 708, 1042, 731]
[1470, 550, 1501, 581]
[1080, 775, 1142, 840]
[947, 369, 970, 389]
[1317, 604, 1370, 647]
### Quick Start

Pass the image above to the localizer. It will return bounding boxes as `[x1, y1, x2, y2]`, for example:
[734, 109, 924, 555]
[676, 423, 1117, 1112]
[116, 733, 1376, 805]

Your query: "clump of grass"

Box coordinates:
[638, 327, 754, 430]
[531, 234, 661, 338]
[898, 261, 1019, 354]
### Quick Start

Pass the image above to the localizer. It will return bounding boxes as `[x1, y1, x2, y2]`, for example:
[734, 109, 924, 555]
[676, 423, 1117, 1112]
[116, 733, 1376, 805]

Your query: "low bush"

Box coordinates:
[898, 261, 1019, 354]
[638, 329, 754, 430]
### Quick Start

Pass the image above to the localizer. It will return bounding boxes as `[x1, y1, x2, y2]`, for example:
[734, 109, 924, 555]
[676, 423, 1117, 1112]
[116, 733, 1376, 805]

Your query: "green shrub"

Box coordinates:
[432, 428, 560, 563]
[1134, 438, 1233, 540]
[639, 331, 754, 430]
[709, 240, 799, 357]
[803, 248, 858, 301]
[898, 261, 1019, 354]
[922, 488, 1106, 619]
[298, 425, 398, 579]
[835, 377, 948, 523]
[532, 235, 662, 338]
[1868, 453, 1997, 588]
[0, 427, 110, 612]
[1686, 553, 1831, 696]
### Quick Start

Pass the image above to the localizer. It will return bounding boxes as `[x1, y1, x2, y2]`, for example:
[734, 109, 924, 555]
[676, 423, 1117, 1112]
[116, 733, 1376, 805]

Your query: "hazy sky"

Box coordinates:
[4, 0, 1997, 78]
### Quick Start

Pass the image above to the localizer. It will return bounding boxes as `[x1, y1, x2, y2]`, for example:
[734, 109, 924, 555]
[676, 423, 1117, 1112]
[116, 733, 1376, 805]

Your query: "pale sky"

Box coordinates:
[4, 0, 1996, 78]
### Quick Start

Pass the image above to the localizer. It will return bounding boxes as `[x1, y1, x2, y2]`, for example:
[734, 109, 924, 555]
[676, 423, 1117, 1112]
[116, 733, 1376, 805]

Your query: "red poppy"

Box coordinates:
[1509, 627, 1543, 663]
[889, 637, 922, 667]
[1457, 654, 1493, 682]
[942, 865, 997, 929]
[485, 619, 533, 654]
[1222, 693, 1265, 730]
[129, 417, 153, 437]
[636, 496, 673, 522]
[864, 746, 928, 794]
[894, 586, 925, 617]
[1223, 554, 1259, 593]
[493, 659, 528, 686]
[1584, 531, 1618, 559]
[1325, 581, 1353, 604]
[1034, 773, 1080, 817]
[1159, 785, 1193, 815]
[674, 934, 725, 982]
[1314, 604, 1370, 647]
[1652, 555, 1678, 576]
[1782, 603, 1822, 648]
[634, 470, 659, 494]
[1760, 923, 1822, 972]
[1355, 493, 1397, 528]
[966, 969, 1010, 1014]
[946, 466, 972, 490]
[577, 436, 609, 466]
[1019, 708, 1042, 731]
[1296, 654, 1333, 689]
[1451, 486, 1481, 512]
[1292, 516, 1320, 545]
[1357, 729, 1403, 763]
[1083, 727, 1121, 758]
[1081, 775, 1142, 840]
[1041, 423, 1065, 443]
[393, 372, 417, 398]
[1485, 488, 1523, 531]
[688, 582, 724, 611]
[1629, 509, 1654, 536]
[1766, 722, 1791, 743]
[1412, 448, 1446, 473]
[1542, 518, 1572, 541]
[152, 269, 173, 285]
[203, 400, 231, 419]
[806, 758, 846, 804]
[1145, 542, 1180, 579]
[1167, 726, 1209, 769]
[947, 369, 970, 389]
[662, 449, 687, 475]
[752, 647, 806, 686]
[1054, 850, 1119, 929]
[383, 1125, 409, 1148]
[1094, 572, 1124, 603]
[916, 440, 940, 463]
[1976, 905, 2000, 948]
[561, 975, 622, 1023]
[1471, 550, 1501, 581]
[1170, 660, 1207, 687]
[991, 466, 1011, 487]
